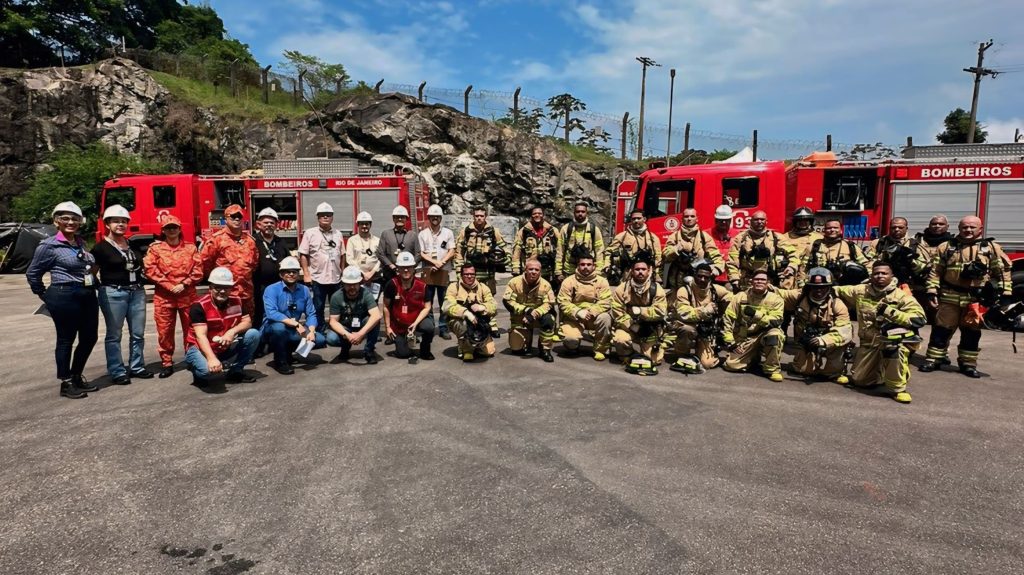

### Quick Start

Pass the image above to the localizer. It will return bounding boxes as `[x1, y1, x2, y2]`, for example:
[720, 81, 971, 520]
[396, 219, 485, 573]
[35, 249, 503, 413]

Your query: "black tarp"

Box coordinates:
[0, 223, 57, 274]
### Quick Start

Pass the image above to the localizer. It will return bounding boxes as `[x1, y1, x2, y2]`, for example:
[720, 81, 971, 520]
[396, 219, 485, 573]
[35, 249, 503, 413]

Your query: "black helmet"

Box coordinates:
[840, 261, 869, 285]
[691, 258, 713, 274]
[793, 207, 814, 220]
[806, 267, 834, 287]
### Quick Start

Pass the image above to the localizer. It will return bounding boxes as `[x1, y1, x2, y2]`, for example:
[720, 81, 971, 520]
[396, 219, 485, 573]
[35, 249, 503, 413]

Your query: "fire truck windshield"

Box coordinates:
[104, 186, 136, 212]
[641, 178, 695, 218]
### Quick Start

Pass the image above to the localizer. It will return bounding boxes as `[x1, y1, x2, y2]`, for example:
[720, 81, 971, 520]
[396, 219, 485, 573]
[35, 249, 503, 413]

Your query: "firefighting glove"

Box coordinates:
[876, 302, 889, 316]
[743, 306, 757, 318]
[463, 310, 477, 324]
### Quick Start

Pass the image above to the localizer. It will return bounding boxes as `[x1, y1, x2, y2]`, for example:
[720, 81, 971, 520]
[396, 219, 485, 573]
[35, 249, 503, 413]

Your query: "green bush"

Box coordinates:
[12, 143, 168, 233]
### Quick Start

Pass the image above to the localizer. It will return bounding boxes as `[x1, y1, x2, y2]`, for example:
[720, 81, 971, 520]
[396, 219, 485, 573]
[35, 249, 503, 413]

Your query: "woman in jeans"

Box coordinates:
[92, 205, 151, 385]
[26, 201, 101, 399]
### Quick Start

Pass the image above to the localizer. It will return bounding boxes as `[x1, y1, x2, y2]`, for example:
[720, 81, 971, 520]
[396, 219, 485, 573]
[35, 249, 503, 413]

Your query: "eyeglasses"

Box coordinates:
[281, 270, 299, 275]
[227, 214, 243, 221]
[56, 216, 82, 224]
[210, 285, 231, 291]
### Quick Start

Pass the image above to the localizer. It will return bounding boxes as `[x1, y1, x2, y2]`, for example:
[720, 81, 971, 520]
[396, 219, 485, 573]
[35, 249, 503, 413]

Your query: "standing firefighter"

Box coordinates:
[836, 262, 926, 403]
[455, 206, 509, 337]
[611, 258, 668, 373]
[668, 259, 731, 374]
[727, 210, 794, 292]
[557, 201, 606, 281]
[143, 216, 200, 379]
[779, 267, 853, 384]
[780, 207, 822, 290]
[557, 254, 613, 361]
[722, 269, 786, 382]
[865, 217, 927, 288]
[503, 258, 556, 362]
[662, 208, 723, 295]
[912, 215, 956, 322]
[198, 204, 260, 315]
[798, 218, 870, 286]
[512, 207, 562, 283]
[920, 216, 1013, 378]
[606, 209, 662, 286]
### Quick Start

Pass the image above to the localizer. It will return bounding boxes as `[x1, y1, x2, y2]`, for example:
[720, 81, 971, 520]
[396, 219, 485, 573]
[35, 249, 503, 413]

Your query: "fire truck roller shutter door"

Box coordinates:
[300, 191, 354, 234]
[357, 188, 403, 232]
[985, 183, 1024, 255]
[889, 182, 979, 231]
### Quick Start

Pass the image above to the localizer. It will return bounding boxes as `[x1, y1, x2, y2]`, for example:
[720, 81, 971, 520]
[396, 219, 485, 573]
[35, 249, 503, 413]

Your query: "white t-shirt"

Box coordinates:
[418, 226, 455, 270]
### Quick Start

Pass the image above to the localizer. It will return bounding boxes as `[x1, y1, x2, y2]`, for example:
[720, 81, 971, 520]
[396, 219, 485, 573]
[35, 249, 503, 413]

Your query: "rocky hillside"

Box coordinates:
[0, 58, 619, 224]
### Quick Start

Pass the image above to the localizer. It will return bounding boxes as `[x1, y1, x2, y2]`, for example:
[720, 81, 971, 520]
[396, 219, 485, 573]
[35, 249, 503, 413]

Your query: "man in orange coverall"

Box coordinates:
[197, 204, 259, 315]
[144, 216, 201, 378]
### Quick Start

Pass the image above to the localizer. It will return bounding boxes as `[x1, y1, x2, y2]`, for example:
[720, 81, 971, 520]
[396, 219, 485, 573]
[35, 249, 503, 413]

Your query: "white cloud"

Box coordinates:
[982, 117, 1024, 143]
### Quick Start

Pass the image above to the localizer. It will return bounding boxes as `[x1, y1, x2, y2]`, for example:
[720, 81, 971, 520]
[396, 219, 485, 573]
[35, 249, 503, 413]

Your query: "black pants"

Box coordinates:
[44, 284, 99, 381]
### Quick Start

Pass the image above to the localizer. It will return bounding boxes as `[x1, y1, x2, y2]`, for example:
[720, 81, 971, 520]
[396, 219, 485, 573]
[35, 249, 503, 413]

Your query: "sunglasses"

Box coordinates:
[281, 270, 299, 274]
[228, 214, 243, 221]
[210, 285, 231, 291]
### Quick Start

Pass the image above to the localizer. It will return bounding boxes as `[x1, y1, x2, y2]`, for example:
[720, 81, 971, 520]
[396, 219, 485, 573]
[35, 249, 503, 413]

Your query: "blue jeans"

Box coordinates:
[325, 320, 380, 356]
[264, 322, 327, 365]
[311, 282, 340, 333]
[425, 284, 448, 332]
[44, 284, 99, 381]
[184, 328, 261, 379]
[99, 285, 147, 379]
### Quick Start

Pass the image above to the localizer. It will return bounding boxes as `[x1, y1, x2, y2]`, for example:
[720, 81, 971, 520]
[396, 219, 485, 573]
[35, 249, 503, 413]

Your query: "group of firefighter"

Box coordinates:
[29, 198, 1016, 404]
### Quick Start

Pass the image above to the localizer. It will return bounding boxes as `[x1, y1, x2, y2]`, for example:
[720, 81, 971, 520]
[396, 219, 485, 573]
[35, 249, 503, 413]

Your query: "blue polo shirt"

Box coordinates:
[262, 281, 318, 329]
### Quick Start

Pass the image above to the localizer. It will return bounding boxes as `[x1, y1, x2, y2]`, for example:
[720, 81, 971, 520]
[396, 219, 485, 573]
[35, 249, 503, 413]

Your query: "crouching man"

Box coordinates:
[722, 269, 786, 381]
[326, 265, 382, 364]
[184, 267, 261, 386]
[557, 254, 613, 361]
[668, 259, 731, 374]
[611, 258, 668, 373]
[779, 267, 853, 384]
[262, 256, 327, 375]
[382, 251, 435, 361]
[445, 264, 498, 362]
[503, 258, 556, 362]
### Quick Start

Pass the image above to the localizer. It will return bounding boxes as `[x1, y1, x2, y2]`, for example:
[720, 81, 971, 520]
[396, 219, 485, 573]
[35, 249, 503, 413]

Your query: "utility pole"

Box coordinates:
[636, 56, 660, 161]
[964, 39, 996, 144]
[667, 68, 676, 166]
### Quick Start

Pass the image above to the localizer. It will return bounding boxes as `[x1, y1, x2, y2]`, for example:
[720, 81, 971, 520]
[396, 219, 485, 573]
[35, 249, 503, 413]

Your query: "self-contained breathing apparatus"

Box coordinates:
[607, 247, 656, 286]
[739, 233, 788, 282]
[880, 241, 922, 284]
[808, 239, 867, 285]
[464, 227, 507, 273]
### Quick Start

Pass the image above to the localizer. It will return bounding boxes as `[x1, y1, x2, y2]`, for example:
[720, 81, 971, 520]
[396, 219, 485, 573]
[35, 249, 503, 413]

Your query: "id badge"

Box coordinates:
[83, 273, 94, 287]
[129, 271, 137, 283]
[352, 317, 362, 329]
[401, 304, 409, 315]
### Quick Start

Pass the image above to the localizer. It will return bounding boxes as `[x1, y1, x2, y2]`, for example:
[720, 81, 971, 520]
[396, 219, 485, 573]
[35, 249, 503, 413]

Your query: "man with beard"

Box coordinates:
[727, 210, 795, 292]
[326, 265, 383, 365]
[252, 208, 290, 357]
[445, 264, 498, 362]
[668, 259, 732, 374]
[662, 208, 723, 295]
[777, 267, 853, 384]
[503, 258, 556, 362]
[197, 204, 260, 315]
[835, 262, 926, 403]
[722, 269, 786, 382]
[707, 205, 737, 286]
[557, 201, 606, 281]
[864, 217, 927, 288]
[378, 205, 419, 289]
[557, 254, 613, 361]
[920, 215, 1013, 378]
[262, 256, 326, 375]
[184, 267, 261, 387]
[611, 258, 668, 370]
[512, 207, 562, 285]
[455, 206, 509, 338]
[606, 209, 662, 286]
[797, 218, 870, 286]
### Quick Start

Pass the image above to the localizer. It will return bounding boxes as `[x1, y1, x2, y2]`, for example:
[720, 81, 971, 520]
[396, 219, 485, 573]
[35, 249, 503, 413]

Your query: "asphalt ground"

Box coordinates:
[1, 275, 1022, 574]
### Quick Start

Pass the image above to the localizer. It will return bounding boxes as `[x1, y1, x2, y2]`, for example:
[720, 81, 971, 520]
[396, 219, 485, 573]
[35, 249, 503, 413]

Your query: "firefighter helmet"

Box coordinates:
[208, 267, 235, 286]
[278, 256, 301, 271]
[625, 353, 658, 376]
[806, 267, 833, 287]
[840, 261, 869, 285]
[427, 204, 444, 217]
[52, 201, 84, 218]
[392, 205, 409, 217]
[669, 355, 705, 375]
[396, 251, 416, 267]
[714, 205, 733, 220]
[793, 206, 815, 220]
[102, 205, 131, 221]
[342, 265, 363, 284]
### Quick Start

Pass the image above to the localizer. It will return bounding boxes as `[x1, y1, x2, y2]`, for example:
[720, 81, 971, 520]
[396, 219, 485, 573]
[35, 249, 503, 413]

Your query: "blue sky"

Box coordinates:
[211, 0, 1024, 158]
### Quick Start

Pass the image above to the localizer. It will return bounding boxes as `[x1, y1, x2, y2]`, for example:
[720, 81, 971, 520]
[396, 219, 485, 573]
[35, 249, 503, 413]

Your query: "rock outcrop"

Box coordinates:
[0, 58, 620, 225]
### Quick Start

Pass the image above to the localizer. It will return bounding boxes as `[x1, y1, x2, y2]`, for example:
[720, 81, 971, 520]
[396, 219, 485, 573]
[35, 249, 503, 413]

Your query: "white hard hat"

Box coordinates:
[714, 205, 733, 220]
[103, 204, 131, 221]
[392, 205, 409, 218]
[341, 265, 363, 284]
[356, 211, 373, 223]
[52, 201, 83, 218]
[257, 207, 279, 220]
[316, 202, 334, 214]
[426, 204, 444, 217]
[396, 251, 416, 267]
[278, 256, 301, 271]
[208, 267, 235, 286]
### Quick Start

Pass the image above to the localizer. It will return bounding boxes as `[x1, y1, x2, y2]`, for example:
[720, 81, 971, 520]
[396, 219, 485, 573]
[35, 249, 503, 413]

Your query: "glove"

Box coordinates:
[743, 306, 757, 318]
[810, 336, 825, 349]
[463, 310, 476, 323]
[631, 306, 642, 316]
[700, 303, 717, 317]
[876, 302, 889, 316]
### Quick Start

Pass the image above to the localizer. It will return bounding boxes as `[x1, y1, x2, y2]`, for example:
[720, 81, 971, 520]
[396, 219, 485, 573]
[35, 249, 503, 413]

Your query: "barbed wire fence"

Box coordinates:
[114, 48, 882, 160]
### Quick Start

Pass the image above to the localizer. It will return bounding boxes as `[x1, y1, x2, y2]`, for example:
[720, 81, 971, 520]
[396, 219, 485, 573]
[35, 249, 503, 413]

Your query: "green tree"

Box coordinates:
[546, 94, 586, 143]
[496, 106, 544, 134]
[936, 108, 987, 144]
[576, 126, 613, 156]
[278, 50, 350, 106]
[12, 143, 168, 230]
[154, 5, 228, 54]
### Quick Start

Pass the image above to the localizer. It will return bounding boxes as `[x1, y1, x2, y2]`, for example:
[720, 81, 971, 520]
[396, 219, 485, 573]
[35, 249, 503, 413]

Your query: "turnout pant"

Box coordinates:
[508, 312, 556, 351]
[561, 312, 612, 354]
[925, 300, 982, 367]
[612, 330, 665, 365]
[673, 325, 721, 369]
[723, 328, 785, 375]
[791, 346, 846, 378]
[852, 341, 918, 393]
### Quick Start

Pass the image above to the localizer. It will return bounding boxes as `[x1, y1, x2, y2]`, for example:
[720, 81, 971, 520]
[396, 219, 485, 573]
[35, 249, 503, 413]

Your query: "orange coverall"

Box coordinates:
[197, 229, 260, 315]
[144, 240, 200, 367]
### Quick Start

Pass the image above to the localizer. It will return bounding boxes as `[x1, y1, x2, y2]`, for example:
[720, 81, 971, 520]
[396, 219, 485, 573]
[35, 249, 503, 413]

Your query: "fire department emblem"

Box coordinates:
[664, 217, 680, 231]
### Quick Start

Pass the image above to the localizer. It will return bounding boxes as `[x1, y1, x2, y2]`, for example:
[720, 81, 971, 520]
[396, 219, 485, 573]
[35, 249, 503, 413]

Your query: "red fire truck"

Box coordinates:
[615, 143, 1024, 277]
[98, 158, 432, 249]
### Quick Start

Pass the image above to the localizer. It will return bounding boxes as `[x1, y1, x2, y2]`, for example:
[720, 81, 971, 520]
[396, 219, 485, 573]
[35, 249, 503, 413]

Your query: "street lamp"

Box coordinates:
[636, 56, 660, 161]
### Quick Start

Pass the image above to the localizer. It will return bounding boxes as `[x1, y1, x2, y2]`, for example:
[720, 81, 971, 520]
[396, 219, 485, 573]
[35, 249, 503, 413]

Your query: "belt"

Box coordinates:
[940, 281, 976, 294]
[102, 284, 143, 291]
[49, 282, 95, 289]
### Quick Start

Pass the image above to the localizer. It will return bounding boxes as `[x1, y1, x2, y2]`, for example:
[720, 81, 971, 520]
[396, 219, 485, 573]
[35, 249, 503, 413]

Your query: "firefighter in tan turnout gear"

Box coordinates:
[611, 257, 668, 373]
[556, 201, 606, 281]
[778, 267, 853, 384]
[920, 215, 1013, 378]
[444, 264, 498, 362]
[503, 258, 556, 362]
[722, 269, 786, 382]
[835, 261, 926, 403]
[780, 207, 822, 290]
[557, 254, 613, 361]
[864, 217, 928, 288]
[606, 209, 662, 286]
[662, 208, 724, 295]
[798, 217, 870, 286]
[668, 260, 731, 374]
[454, 206, 508, 338]
[727, 210, 795, 292]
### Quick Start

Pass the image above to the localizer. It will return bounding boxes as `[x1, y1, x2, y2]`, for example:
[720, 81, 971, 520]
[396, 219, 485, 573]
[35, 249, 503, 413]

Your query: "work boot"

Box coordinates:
[226, 371, 256, 383]
[893, 391, 912, 404]
[768, 372, 784, 382]
[111, 374, 132, 385]
[439, 329, 452, 340]
[158, 366, 174, 379]
[59, 380, 88, 399]
[834, 374, 849, 385]
[918, 360, 940, 372]
[958, 363, 981, 379]
[130, 369, 155, 379]
[71, 375, 99, 392]
[538, 349, 554, 363]
[593, 351, 606, 362]
[364, 353, 379, 365]
[462, 351, 474, 362]
[419, 349, 436, 361]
